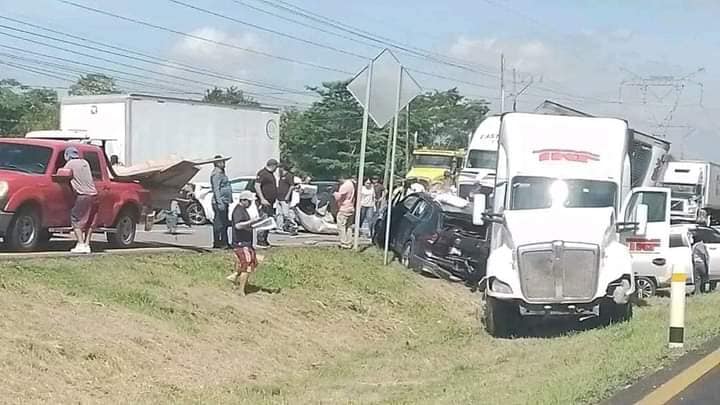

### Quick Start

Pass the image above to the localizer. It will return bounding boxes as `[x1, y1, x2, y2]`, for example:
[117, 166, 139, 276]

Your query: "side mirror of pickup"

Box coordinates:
[52, 168, 72, 183]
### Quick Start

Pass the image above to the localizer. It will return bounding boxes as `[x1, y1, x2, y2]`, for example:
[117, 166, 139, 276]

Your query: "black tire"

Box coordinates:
[184, 201, 207, 226]
[636, 277, 656, 299]
[6, 207, 41, 252]
[483, 296, 520, 338]
[600, 300, 633, 325]
[107, 209, 137, 249]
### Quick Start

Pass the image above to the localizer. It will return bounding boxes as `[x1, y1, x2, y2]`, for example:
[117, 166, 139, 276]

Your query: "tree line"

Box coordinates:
[1, 74, 489, 178]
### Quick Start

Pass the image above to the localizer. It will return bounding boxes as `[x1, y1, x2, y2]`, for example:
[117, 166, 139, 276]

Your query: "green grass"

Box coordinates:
[2, 248, 720, 404]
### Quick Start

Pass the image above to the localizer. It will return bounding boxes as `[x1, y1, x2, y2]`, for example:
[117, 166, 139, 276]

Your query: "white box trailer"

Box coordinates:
[60, 94, 280, 182]
[662, 160, 720, 224]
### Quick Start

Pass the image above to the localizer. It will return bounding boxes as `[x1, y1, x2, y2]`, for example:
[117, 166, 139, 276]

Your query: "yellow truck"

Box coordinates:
[405, 148, 464, 192]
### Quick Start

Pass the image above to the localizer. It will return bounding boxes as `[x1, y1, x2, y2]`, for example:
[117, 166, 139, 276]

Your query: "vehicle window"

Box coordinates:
[625, 191, 666, 223]
[231, 179, 250, 193]
[412, 200, 429, 218]
[696, 229, 720, 244]
[511, 176, 616, 210]
[467, 150, 497, 170]
[84, 152, 102, 180]
[0, 143, 52, 175]
[670, 234, 687, 248]
[413, 155, 453, 168]
[402, 195, 420, 210]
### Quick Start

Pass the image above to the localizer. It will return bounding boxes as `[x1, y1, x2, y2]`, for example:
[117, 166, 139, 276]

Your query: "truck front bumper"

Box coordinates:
[0, 211, 13, 236]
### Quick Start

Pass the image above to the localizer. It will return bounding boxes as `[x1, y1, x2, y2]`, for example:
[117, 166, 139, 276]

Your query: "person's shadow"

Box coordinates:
[245, 284, 282, 295]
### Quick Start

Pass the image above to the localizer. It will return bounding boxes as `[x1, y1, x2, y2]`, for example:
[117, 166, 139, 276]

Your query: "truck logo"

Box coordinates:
[533, 149, 599, 163]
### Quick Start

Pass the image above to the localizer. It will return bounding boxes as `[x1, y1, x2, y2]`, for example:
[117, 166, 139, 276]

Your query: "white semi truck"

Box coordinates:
[661, 161, 720, 225]
[60, 94, 281, 182]
[458, 115, 500, 199]
[476, 113, 672, 337]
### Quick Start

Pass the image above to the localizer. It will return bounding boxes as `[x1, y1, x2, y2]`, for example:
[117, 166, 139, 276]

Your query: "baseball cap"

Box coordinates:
[238, 190, 255, 201]
[64, 146, 80, 160]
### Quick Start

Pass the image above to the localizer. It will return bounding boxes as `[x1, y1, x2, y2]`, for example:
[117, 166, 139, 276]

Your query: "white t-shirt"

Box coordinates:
[360, 186, 375, 208]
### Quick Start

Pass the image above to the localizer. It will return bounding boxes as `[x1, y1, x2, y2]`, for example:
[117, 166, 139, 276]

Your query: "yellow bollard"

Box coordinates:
[669, 264, 687, 349]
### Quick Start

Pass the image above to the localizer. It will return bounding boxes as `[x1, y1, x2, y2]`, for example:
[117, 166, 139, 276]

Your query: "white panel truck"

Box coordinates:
[662, 161, 720, 225]
[476, 113, 671, 337]
[60, 94, 281, 182]
[458, 115, 500, 199]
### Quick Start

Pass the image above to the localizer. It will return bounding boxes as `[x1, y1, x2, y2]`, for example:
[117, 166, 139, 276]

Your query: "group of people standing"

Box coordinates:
[334, 175, 386, 249]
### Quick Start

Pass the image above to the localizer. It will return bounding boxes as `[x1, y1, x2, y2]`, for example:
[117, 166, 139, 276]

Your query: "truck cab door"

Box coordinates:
[621, 187, 672, 264]
[83, 150, 114, 227]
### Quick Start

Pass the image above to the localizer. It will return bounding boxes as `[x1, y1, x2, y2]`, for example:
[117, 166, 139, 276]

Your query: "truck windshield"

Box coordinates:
[510, 176, 617, 210]
[666, 183, 697, 199]
[413, 155, 453, 168]
[466, 150, 497, 170]
[0, 143, 52, 174]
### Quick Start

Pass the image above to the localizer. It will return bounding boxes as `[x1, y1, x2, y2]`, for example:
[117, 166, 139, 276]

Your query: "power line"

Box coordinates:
[55, 0, 354, 75]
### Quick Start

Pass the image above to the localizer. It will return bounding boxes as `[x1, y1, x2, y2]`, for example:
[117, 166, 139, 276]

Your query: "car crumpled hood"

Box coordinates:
[503, 207, 615, 248]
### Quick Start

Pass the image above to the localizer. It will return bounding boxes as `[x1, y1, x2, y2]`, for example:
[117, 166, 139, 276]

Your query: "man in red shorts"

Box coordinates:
[228, 191, 263, 296]
[63, 146, 98, 254]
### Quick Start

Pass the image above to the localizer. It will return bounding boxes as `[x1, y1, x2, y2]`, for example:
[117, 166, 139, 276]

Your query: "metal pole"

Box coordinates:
[405, 103, 410, 173]
[384, 65, 403, 265]
[512, 68, 517, 112]
[353, 59, 374, 250]
[669, 264, 687, 349]
[383, 125, 392, 187]
[500, 53, 505, 113]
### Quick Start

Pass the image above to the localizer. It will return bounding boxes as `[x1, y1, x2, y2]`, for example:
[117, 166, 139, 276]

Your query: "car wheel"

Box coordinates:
[483, 296, 519, 338]
[635, 277, 656, 299]
[185, 201, 207, 225]
[7, 207, 40, 252]
[107, 209, 137, 248]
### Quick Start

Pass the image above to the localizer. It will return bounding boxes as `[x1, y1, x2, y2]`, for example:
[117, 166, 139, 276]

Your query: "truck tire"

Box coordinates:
[107, 209, 137, 249]
[600, 300, 633, 325]
[483, 296, 519, 338]
[6, 207, 41, 252]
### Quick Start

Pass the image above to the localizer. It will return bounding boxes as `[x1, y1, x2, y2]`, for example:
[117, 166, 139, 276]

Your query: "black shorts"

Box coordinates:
[71, 194, 99, 230]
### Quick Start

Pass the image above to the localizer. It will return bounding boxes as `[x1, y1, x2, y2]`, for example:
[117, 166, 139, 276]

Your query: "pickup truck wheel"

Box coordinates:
[635, 277, 656, 299]
[185, 201, 207, 225]
[7, 208, 40, 252]
[107, 210, 137, 249]
[483, 296, 519, 338]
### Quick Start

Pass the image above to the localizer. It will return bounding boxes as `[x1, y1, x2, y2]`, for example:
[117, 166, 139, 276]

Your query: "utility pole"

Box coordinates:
[405, 104, 410, 173]
[512, 68, 517, 109]
[383, 125, 392, 187]
[499, 53, 505, 113]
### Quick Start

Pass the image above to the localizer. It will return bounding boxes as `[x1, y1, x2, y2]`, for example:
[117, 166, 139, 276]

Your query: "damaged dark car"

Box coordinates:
[373, 192, 490, 286]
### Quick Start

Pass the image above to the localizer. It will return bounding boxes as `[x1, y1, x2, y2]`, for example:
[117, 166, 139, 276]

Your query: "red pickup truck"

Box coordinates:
[0, 138, 153, 251]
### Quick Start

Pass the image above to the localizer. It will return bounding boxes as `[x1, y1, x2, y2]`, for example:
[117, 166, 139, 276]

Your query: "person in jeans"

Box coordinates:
[359, 178, 375, 237]
[333, 174, 356, 249]
[255, 159, 279, 248]
[210, 156, 232, 249]
[62, 146, 98, 254]
[275, 164, 297, 235]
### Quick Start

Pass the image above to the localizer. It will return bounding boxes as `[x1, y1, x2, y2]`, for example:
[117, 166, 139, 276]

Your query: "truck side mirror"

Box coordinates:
[635, 204, 649, 236]
[473, 194, 486, 225]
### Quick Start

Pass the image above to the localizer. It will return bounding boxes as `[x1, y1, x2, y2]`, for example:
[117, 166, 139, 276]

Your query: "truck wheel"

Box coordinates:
[483, 296, 519, 338]
[185, 201, 207, 225]
[7, 208, 40, 252]
[107, 210, 137, 249]
[600, 300, 633, 325]
[635, 277, 656, 299]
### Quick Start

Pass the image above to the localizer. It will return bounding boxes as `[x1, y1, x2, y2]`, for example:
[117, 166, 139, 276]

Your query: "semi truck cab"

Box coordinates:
[476, 113, 671, 337]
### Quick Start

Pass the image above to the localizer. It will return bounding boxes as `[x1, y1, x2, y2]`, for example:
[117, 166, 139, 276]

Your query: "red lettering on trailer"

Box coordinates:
[533, 149, 600, 163]
[626, 238, 661, 252]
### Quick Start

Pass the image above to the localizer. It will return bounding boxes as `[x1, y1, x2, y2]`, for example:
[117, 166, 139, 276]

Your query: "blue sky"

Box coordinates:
[1, 0, 719, 159]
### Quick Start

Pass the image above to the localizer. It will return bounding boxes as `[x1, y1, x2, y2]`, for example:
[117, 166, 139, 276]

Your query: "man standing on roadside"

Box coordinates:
[275, 163, 297, 235]
[210, 156, 232, 249]
[333, 174, 356, 249]
[62, 146, 98, 254]
[255, 158, 279, 248]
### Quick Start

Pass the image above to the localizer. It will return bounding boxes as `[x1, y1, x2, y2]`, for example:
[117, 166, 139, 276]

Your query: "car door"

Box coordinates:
[83, 150, 115, 227]
[386, 194, 420, 249]
[621, 187, 672, 271]
[396, 198, 432, 248]
[44, 149, 75, 227]
[693, 227, 720, 278]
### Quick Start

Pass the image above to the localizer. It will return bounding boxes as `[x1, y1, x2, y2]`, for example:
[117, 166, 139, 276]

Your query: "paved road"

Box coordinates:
[668, 364, 720, 404]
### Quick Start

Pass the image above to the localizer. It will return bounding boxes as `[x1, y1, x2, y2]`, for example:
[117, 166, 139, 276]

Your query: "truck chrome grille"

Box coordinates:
[517, 242, 599, 302]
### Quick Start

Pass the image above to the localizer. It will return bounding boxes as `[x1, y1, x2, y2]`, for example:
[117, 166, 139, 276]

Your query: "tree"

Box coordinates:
[203, 86, 259, 106]
[1, 79, 59, 136]
[69, 74, 120, 96]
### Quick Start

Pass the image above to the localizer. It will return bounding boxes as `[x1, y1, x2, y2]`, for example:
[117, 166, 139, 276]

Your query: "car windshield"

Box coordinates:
[466, 150, 497, 170]
[510, 176, 617, 210]
[666, 183, 697, 199]
[0, 143, 52, 174]
[413, 155, 453, 168]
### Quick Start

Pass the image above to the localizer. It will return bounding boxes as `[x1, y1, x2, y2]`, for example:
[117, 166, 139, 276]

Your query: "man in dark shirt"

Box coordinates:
[229, 191, 261, 296]
[276, 163, 298, 235]
[254, 158, 279, 247]
[210, 156, 232, 249]
[371, 176, 386, 210]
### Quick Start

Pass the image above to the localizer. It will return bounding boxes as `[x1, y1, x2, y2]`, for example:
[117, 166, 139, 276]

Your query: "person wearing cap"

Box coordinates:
[228, 190, 263, 296]
[62, 146, 98, 254]
[254, 158, 279, 248]
[210, 155, 233, 249]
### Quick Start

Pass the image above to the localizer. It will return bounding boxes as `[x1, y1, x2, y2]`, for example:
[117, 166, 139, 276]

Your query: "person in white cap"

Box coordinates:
[228, 190, 263, 296]
[62, 146, 98, 254]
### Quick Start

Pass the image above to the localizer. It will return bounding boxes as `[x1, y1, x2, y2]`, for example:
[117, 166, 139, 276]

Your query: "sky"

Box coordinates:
[1, 0, 720, 160]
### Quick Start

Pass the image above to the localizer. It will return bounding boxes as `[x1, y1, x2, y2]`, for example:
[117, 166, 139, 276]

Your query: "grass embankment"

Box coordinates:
[1, 249, 720, 404]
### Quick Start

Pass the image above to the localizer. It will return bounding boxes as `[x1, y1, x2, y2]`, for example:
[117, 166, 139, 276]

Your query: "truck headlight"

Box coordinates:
[490, 278, 513, 294]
